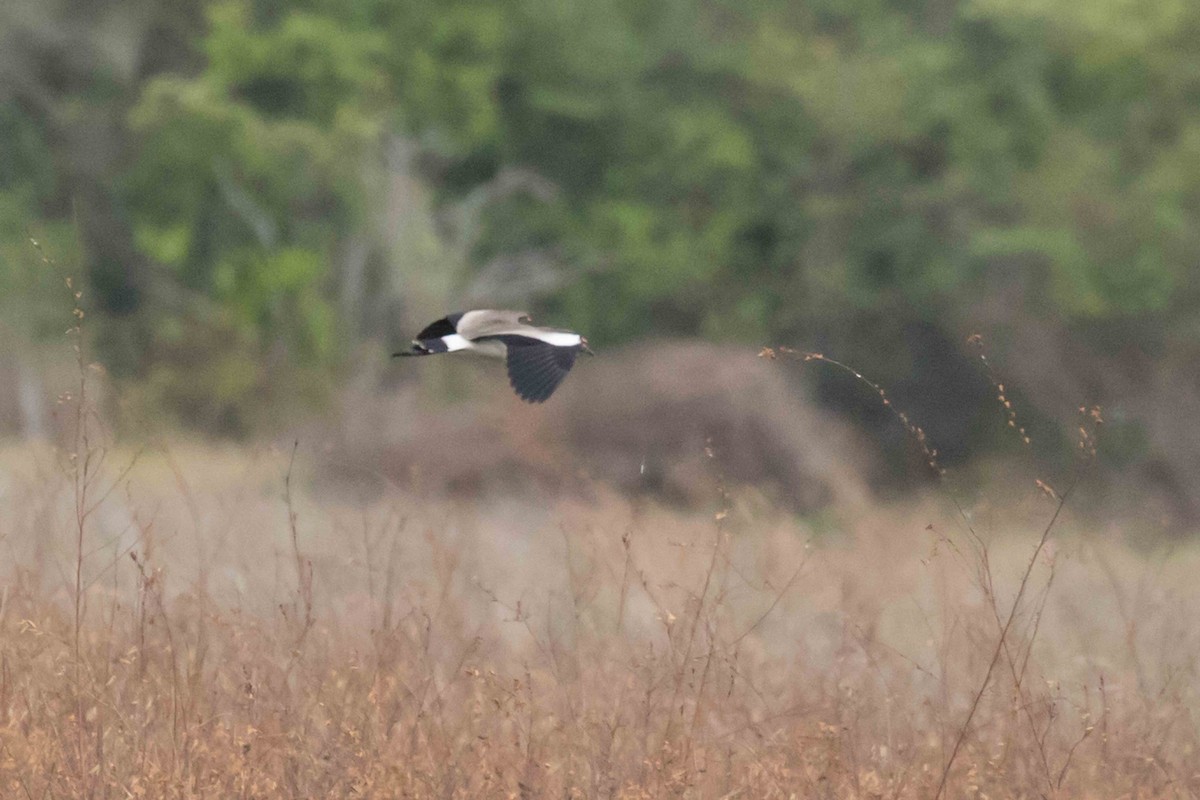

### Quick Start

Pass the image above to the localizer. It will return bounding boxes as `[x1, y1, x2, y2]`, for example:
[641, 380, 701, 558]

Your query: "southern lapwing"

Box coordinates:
[394, 310, 593, 403]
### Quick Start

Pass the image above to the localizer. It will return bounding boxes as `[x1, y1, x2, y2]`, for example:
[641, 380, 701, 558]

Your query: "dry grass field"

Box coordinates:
[1, 407, 1199, 799]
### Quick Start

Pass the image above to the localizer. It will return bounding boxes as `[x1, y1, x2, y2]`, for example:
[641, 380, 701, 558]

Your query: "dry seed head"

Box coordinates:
[1035, 478, 1059, 501]
[1075, 404, 1103, 459]
[969, 333, 1032, 449]
[769, 347, 944, 477]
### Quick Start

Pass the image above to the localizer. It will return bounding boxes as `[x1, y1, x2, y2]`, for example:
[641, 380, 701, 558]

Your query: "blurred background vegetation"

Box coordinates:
[1, 0, 1198, 516]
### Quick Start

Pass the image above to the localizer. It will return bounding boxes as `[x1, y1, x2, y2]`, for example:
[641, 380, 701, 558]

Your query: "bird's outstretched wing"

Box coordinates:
[504, 339, 577, 403]
[455, 310, 533, 340]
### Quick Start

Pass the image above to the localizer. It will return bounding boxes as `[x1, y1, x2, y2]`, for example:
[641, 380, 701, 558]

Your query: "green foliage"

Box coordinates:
[421, 0, 1200, 389]
[0, 102, 79, 338]
[109, 0, 393, 429]
[6, 0, 1200, 437]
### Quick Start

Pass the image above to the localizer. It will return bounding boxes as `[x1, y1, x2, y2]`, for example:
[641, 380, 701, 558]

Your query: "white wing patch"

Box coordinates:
[441, 334, 472, 352]
[532, 331, 582, 347]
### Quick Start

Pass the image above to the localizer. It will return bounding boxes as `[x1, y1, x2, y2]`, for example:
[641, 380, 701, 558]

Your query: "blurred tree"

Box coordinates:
[406, 0, 1200, 496]
[3, 0, 1200, 508]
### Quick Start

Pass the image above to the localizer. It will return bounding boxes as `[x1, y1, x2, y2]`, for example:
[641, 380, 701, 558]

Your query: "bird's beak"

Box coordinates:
[581, 339, 595, 356]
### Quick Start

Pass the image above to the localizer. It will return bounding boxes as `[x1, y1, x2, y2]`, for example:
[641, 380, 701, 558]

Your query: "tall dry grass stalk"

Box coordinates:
[762, 342, 1106, 798]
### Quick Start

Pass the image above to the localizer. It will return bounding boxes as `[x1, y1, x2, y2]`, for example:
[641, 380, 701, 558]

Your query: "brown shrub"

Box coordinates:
[325, 339, 873, 513]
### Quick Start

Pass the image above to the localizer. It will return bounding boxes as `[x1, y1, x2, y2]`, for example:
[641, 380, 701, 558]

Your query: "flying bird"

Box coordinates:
[394, 310, 593, 403]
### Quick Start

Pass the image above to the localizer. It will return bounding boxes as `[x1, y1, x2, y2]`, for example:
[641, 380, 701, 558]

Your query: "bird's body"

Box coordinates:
[395, 310, 592, 403]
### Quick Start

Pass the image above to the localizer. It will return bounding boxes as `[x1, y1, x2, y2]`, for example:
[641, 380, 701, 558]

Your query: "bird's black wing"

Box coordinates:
[413, 312, 464, 340]
[491, 336, 578, 403]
